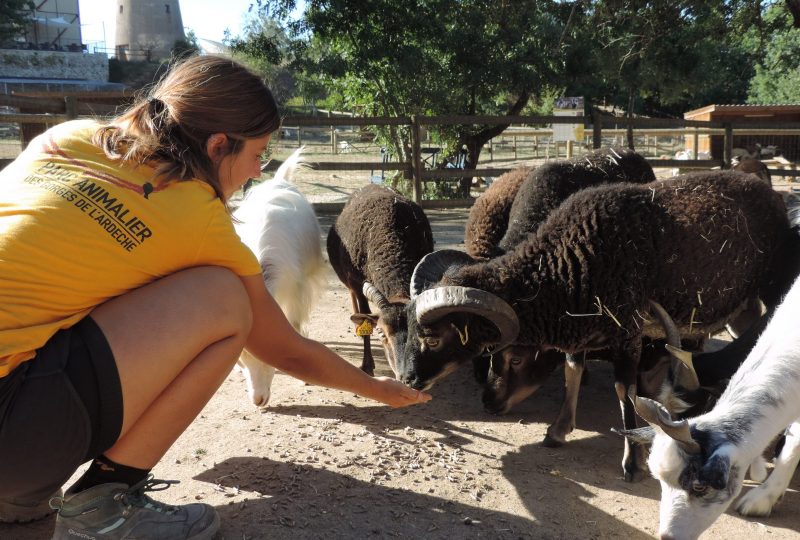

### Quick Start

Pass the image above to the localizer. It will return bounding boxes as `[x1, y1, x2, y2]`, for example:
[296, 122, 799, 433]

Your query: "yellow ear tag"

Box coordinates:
[355, 320, 374, 336]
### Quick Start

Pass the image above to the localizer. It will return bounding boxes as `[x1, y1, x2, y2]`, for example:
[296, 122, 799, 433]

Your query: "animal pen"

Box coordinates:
[2, 93, 800, 207]
[4, 94, 800, 540]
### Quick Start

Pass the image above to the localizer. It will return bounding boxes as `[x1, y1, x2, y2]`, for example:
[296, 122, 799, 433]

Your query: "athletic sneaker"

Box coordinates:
[0, 489, 62, 523]
[50, 475, 219, 540]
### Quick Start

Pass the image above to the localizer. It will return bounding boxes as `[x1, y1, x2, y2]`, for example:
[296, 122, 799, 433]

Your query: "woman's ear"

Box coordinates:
[206, 133, 229, 162]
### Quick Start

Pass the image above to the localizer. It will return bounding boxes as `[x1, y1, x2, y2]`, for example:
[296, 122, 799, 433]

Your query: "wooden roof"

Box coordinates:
[685, 104, 800, 119]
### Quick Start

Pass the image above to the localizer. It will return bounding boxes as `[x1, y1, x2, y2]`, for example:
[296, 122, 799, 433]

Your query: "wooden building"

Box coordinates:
[684, 104, 800, 161]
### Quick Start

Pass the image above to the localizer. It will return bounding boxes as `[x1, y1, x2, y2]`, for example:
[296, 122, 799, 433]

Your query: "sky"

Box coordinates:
[78, 0, 264, 53]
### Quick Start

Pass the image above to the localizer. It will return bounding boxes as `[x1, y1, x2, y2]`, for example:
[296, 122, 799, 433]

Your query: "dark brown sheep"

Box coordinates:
[399, 170, 794, 482]
[464, 167, 529, 259]
[732, 157, 772, 186]
[463, 148, 657, 383]
[326, 184, 434, 375]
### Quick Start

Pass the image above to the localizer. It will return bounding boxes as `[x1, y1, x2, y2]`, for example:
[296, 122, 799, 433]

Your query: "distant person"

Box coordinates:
[0, 55, 430, 540]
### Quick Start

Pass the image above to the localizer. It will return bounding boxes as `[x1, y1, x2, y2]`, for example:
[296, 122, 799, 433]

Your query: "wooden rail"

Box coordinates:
[2, 101, 799, 203]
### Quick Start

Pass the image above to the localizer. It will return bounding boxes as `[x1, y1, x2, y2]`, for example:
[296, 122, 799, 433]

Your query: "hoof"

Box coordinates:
[542, 433, 565, 448]
[623, 467, 648, 483]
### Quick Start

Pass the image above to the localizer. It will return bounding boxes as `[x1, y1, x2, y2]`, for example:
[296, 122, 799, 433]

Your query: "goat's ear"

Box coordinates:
[699, 452, 731, 490]
[611, 426, 656, 444]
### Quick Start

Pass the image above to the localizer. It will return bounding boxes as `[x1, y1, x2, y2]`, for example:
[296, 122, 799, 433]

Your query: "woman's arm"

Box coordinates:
[239, 274, 431, 408]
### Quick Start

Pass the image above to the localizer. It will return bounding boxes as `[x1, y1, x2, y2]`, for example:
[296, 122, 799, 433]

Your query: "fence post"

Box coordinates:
[723, 123, 733, 169]
[64, 96, 78, 120]
[411, 115, 423, 204]
[330, 110, 336, 154]
[592, 109, 602, 149]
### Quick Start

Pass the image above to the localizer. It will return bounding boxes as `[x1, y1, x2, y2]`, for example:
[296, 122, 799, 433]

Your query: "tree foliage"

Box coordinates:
[172, 29, 200, 60]
[0, 0, 34, 45]
[239, 1, 799, 176]
[748, 3, 800, 103]
[227, 13, 299, 104]
[252, 0, 574, 194]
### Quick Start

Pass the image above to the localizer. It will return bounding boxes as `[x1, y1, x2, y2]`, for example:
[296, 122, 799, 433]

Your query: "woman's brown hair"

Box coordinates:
[94, 55, 280, 202]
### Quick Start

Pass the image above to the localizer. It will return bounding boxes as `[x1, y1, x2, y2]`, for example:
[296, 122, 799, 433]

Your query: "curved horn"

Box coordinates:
[415, 286, 519, 352]
[666, 343, 701, 392]
[410, 250, 477, 298]
[628, 388, 700, 454]
[646, 300, 700, 391]
[647, 300, 681, 348]
[363, 282, 390, 310]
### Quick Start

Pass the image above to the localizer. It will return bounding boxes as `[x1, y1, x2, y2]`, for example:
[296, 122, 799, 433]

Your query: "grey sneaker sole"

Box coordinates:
[0, 489, 62, 524]
[192, 510, 220, 540]
[52, 507, 220, 540]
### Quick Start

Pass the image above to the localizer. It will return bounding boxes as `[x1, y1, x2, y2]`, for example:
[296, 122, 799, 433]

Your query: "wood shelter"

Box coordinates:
[684, 104, 800, 161]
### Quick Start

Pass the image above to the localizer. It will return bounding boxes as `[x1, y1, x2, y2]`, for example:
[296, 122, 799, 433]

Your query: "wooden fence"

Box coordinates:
[2, 93, 799, 205]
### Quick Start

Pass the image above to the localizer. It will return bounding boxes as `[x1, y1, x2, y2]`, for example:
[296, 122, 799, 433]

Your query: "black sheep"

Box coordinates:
[399, 170, 794, 482]
[326, 184, 434, 375]
[464, 148, 656, 381]
[464, 167, 529, 259]
[657, 192, 800, 417]
[499, 147, 656, 251]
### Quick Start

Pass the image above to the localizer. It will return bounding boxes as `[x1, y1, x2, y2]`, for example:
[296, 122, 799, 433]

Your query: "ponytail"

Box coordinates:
[94, 56, 280, 204]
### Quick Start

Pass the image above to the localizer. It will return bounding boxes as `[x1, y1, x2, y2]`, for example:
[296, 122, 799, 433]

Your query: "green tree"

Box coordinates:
[243, 1, 793, 174]
[0, 0, 34, 45]
[227, 14, 298, 104]
[251, 0, 575, 196]
[581, 1, 765, 146]
[172, 29, 200, 60]
[748, 3, 800, 103]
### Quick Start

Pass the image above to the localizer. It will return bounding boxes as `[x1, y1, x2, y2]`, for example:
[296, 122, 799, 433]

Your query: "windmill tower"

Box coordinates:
[115, 0, 185, 61]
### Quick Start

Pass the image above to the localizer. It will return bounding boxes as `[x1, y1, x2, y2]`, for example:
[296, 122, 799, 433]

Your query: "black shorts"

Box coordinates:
[0, 316, 123, 502]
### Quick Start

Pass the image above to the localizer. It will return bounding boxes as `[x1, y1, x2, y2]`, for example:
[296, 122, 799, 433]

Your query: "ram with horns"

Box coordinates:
[397, 170, 795, 481]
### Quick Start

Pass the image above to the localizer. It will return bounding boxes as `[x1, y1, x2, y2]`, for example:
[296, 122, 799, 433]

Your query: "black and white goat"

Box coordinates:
[399, 171, 794, 481]
[622, 272, 800, 539]
[233, 148, 327, 406]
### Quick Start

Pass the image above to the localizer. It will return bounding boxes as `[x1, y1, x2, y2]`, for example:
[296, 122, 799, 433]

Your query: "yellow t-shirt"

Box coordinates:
[0, 120, 261, 377]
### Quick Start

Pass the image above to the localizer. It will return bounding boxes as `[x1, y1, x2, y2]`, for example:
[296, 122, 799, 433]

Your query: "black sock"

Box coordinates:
[69, 455, 151, 494]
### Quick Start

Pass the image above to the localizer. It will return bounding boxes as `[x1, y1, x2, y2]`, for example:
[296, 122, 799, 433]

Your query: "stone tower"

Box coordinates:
[115, 0, 185, 61]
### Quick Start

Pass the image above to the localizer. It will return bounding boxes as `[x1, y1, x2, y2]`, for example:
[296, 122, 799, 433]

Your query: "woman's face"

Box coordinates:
[217, 133, 272, 198]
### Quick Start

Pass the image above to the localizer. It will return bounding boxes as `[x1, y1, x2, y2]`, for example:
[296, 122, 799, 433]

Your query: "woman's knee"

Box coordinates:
[184, 266, 253, 337]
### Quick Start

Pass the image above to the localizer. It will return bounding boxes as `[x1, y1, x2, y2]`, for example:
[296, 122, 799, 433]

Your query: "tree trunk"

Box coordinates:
[787, 0, 800, 28]
[450, 90, 531, 197]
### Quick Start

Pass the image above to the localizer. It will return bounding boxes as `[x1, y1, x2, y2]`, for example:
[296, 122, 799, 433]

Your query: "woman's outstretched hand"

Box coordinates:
[370, 376, 432, 408]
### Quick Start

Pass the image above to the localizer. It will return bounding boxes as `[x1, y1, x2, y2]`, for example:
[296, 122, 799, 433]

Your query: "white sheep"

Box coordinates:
[622, 272, 800, 539]
[233, 148, 327, 406]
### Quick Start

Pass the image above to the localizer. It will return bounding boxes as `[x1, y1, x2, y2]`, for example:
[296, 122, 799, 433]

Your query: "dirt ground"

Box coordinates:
[4, 207, 800, 540]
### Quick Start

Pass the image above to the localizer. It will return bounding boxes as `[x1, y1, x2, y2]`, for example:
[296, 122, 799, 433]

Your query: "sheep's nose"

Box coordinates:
[660, 534, 676, 540]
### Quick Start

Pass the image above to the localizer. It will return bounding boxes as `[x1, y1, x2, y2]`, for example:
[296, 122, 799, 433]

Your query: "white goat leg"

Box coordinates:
[748, 454, 768, 483]
[737, 420, 800, 516]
